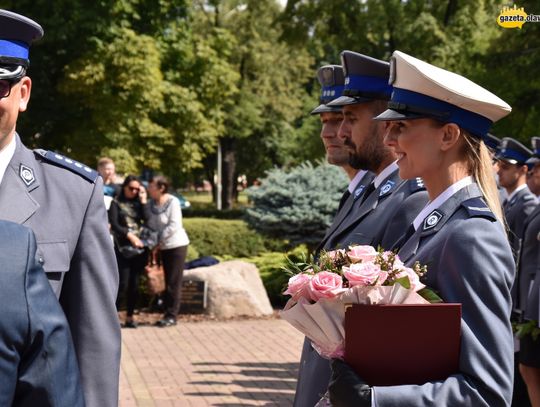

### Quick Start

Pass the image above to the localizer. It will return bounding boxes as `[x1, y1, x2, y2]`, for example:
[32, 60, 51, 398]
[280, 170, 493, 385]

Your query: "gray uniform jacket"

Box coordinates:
[316, 172, 375, 254]
[373, 183, 515, 406]
[324, 168, 428, 251]
[294, 169, 428, 407]
[521, 205, 540, 321]
[504, 186, 537, 261]
[0, 135, 120, 407]
[0, 220, 84, 407]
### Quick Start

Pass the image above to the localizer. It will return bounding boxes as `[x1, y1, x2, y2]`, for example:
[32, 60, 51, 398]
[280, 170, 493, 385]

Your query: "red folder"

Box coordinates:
[344, 303, 461, 386]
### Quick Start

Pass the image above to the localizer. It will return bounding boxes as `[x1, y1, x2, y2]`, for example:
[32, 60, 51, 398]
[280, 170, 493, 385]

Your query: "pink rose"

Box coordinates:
[347, 245, 378, 263]
[396, 267, 425, 291]
[309, 271, 344, 300]
[283, 272, 313, 301]
[343, 262, 387, 287]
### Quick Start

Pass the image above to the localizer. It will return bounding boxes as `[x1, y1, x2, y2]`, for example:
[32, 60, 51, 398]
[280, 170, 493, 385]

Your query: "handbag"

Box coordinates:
[145, 249, 166, 295]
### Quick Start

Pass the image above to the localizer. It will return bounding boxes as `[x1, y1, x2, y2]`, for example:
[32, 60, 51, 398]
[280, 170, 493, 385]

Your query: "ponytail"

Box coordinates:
[462, 131, 506, 227]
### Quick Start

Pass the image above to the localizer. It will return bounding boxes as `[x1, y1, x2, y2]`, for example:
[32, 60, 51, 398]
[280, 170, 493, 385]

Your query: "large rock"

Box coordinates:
[183, 260, 273, 318]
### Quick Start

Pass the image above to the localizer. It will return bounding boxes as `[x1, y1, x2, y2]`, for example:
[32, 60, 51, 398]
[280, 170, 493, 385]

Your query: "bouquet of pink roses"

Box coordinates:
[280, 245, 440, 359]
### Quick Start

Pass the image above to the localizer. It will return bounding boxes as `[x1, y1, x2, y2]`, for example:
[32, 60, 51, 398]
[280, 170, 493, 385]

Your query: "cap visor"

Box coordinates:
[310, 104, 342, 115]
[526, 156, 540, 165]
[326, 95, 370, 107]
[373, 108, 427, 121]
[494, 155, 519, 165]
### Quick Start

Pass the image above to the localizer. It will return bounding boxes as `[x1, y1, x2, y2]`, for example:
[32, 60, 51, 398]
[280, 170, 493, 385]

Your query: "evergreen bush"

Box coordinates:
[245, 161, 348, 248]
[184, 218, 286, 258]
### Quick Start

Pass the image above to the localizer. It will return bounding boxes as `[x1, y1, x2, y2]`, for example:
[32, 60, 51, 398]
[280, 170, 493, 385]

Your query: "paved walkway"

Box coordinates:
[119, 318, 304, 406]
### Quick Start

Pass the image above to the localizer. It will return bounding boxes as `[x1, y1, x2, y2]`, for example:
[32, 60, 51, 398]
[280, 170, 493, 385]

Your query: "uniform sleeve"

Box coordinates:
[59, 176, 120, 407]
[373, 219, 515, 407]
[160, 198, 181, 242]
[17, 227, 85, 407]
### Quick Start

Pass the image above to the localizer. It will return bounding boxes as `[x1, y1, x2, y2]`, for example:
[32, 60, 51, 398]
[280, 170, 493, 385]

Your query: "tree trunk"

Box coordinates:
[220, 137, 236, 210]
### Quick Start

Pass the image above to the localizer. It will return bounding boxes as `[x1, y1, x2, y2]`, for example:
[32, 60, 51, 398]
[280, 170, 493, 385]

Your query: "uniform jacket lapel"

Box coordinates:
[329, 169, 402, 243]
[318, 172, 374, 252]
[0, 135, 40, 224]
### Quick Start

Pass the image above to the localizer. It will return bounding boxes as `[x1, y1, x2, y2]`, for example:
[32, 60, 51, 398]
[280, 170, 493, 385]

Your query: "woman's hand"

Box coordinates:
[127, 232, 144, 248]
[138, 186, 148, 204]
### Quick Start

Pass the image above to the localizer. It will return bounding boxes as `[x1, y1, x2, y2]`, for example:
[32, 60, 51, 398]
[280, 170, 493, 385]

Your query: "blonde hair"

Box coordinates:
[461, 130, 505, 226]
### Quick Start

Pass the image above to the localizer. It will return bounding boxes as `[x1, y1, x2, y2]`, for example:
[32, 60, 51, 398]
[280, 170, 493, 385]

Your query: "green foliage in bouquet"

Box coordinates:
[245, 161, 348, 249]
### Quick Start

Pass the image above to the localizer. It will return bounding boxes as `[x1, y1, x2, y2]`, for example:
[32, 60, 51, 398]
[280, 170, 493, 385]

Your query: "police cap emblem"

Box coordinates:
[19, 164, 35, 186]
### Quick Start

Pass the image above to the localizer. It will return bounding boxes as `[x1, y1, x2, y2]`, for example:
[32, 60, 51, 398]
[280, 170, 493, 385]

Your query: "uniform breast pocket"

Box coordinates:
[36, 240, 70, 297]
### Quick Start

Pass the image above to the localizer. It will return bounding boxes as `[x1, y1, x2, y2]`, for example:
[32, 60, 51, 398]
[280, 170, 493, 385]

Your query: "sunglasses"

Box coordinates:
[0, 79, 19, 99]
[127, 186, 140, 192]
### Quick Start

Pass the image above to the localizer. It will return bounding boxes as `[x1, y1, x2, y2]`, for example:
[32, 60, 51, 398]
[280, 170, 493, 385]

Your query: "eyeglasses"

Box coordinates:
[0, 79, 19, 99]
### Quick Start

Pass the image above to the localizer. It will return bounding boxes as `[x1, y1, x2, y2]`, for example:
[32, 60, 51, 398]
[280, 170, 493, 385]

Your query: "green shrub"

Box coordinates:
[183, 208, 245, 219]
[184, 218, 287, 258]
[245, 161, 348, 248]
[242, 245, 309, 307]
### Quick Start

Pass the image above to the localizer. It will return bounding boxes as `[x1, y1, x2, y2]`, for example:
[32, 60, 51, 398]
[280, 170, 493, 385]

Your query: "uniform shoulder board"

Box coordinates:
[523, 194, 537, 203]
[461, 197, 496, 221]
[34, 149, 98, 183]
[409, 177, 425, 192]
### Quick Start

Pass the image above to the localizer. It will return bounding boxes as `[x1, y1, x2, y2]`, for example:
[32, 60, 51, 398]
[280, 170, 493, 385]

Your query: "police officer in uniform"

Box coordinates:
[294, 51, 428, 407]
[496, 137, 537, 259]
[311, 64, 374, 256]
[328, 50, 515, 407]
[0, 221, 84, 406]
[293, 64, 374, 407]
[0, 10, 120, 406]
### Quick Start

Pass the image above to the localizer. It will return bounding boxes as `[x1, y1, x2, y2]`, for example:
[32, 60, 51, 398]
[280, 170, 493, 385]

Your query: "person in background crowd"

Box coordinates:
[0, 221, 84, 406]
[329, 50, 515, 407]
[519, 138, 540, 406]
[496, 137, 537, 260]
[483, 132, 508, 204]
[527, 138, 540, 199]
[0, 9, 119, 406]
[109, 175, 151, 328]
[97, 157, 120, 205]
[147, 175, 190, 327]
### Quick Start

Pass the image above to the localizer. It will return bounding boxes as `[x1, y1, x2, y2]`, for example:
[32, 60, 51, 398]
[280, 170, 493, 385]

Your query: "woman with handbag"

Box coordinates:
[147, 175, 190, 327]
[109, 175, 152, 328]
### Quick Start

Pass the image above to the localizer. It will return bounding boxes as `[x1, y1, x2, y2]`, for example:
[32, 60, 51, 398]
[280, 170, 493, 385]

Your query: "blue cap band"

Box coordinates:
[499, 149, 530, 164]
[391, 88, 493, 137]
[344, 74, 393, 97]
[320, 85, 345, 103]
[0, 39, 29, 60]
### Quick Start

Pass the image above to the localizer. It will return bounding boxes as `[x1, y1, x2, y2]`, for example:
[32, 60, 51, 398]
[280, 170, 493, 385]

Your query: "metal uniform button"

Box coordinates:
[38, 256, 44, 265]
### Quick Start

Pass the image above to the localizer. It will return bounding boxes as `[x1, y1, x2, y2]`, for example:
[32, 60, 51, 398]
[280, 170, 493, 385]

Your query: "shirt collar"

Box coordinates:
[413, 176, 473, 231]
[506, 183, 527, 203]
[348, 170, 368, 194]
[0, 135, 16, 185]
[373, 161, 399, 189]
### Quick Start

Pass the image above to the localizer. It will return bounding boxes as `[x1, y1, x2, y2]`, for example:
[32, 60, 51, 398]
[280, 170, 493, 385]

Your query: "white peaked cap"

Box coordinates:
[376, 50, 512, 137]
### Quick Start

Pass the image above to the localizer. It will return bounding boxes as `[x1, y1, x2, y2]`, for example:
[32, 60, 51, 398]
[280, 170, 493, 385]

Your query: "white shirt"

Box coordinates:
[373, 161, 399, 189]
[505, 183, 528, 203]
[412, 176, 474, 231]
[0, 136, 16, 185]
[348, 170, 368, 194]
